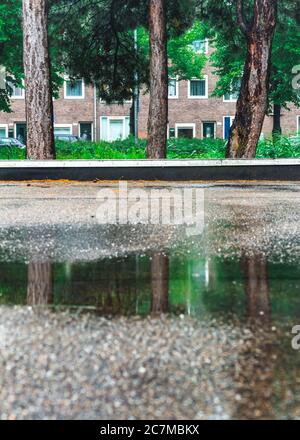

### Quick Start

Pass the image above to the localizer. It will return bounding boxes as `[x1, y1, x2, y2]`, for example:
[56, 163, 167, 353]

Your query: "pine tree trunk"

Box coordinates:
[272, 103, 282, 140]
[27, 262, 53, 305]
[147, 0, 168, 159]
[23, 0, 55, 159]
[226, 0, 278, 158]
[241, 255, 270, 323]
[151, 253, 169, 314]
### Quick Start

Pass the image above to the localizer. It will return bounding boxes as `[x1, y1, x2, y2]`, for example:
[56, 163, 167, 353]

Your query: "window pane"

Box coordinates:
[168, 79, 177, 97]
[66, 80, 83, 97]
[177, 128, 194, 139]
[101, 117, 108, 141]
[0, 128, 7, 137]
[125, 117, 130, 138]
[190, 80, 206, 97]
[203, 122, 215, 139]
[192, 40, 206, 53]
[109, 120, 123, 141]
[54, 127, 71, 135]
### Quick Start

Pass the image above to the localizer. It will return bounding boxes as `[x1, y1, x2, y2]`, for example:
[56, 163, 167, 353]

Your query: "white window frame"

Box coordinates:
[175, 123, 196, 139]
[54, 124, 73, 135]
[297, 115, 300, 133]
[64, 78, 85, 100]
[223, 78, 241, 102]
[191, 38, 209, 55]
[0, 124, 9, 137]
[188, 75, 208, 99]
[100, 116, 130, 141]
[168, 78, 179, 99]
[223, 116, 235, 139]
[9, 80, 25, 100]
[223, 92, 239, 103]
[79, 122, 94, 141]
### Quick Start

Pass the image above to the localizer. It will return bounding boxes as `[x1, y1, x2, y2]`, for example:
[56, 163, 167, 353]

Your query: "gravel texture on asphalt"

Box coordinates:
[0, 308, 299, 420]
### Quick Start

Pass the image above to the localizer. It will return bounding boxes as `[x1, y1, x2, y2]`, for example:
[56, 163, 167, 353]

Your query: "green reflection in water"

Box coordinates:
[0, 254, 299, 324]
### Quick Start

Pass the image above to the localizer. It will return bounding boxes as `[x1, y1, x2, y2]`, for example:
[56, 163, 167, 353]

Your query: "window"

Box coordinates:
[79, 122, 93, 141]
[54, 125, 73, 136]
[188, 76, 208, 99]
[175, 123, 196, 139]
[0, 124, 8, 138]
[100, 116, 130, 142]
[191, 39, 208, 54]
[224, 78, 241, 102]
[297, 116, 300, 133]
[9, 83, 25, 99]
[223, 116, 235, 139]
[168, 78, 178, 99]
[203, 122, 216, 139]
[64, 79, 84, 99]
[15, 123, 27, 143]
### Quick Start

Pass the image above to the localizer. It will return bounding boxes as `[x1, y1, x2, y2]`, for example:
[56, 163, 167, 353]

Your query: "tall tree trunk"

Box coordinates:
[147, 0, 168, 159]
[27, 262, 53, 305]
[226, 0, 278, 158]
[151, 253, 169, 315]
[23, 0, 55, 159]
[272, 103, 282, 141]
[241, 254, 271, 323]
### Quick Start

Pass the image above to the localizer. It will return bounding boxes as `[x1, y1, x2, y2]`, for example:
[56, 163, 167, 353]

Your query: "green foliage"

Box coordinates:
[0, 0, 23, 112]
[200, 0, 300, 110]
[1, 135, 299, 160]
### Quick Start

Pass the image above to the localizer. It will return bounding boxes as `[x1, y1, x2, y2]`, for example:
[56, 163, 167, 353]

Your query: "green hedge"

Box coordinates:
[0, 135, 299, 160]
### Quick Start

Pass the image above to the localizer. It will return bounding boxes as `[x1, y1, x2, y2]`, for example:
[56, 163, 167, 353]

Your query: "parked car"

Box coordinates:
[55, 134, 80, 143]
[0, 137, 26, 149]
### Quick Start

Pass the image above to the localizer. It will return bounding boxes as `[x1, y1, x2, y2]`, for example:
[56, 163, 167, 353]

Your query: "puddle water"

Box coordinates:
[0, 184, 300, 419]
[0, 253, 300, 324]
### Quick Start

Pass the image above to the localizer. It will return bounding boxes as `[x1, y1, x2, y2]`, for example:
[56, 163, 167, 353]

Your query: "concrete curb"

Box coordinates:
[0, 159, 299, 181]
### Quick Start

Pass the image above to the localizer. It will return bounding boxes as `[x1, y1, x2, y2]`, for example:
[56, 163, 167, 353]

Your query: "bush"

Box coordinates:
[0, 134, 299, 160]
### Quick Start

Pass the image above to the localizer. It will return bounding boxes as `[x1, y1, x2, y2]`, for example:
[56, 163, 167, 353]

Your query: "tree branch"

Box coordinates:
[237, 0, 250, 36]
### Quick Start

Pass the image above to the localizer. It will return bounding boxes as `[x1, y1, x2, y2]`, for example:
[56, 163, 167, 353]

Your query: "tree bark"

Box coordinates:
[241, 254, 271, 323]
[23, 0, 55, 159]
[226, 0, 278, 158]
[147, 0, 168, 159]
[151, 253, 169, 315]
[27, 261, 53, 305]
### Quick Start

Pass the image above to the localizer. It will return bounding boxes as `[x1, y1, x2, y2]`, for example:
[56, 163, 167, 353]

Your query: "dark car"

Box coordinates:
[54, 134, 80, 143]
[0, 137, 26, 149]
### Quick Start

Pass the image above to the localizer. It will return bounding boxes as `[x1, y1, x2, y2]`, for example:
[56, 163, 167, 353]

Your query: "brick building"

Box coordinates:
[1, 43, 299, 143]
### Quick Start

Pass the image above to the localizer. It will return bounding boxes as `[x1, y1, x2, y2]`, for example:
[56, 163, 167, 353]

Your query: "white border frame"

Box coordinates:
[223, 116, 235, 140]
[54, 124, 73, 135]
[79, 122, 94, 141]
[175, 123, 196, 138]
[100, 116, 130, 141]
[64, 78, 85, 100]
[168, 77, 179, 99]
[188, 75, 208, 99]
[0, 124, 9, 137]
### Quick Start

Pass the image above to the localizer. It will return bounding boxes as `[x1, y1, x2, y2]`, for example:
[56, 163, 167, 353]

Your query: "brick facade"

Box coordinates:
[1, 60, 299, 142]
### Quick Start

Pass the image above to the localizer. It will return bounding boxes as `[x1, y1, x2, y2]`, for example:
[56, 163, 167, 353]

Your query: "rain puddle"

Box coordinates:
[0, 183, 299, 419]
